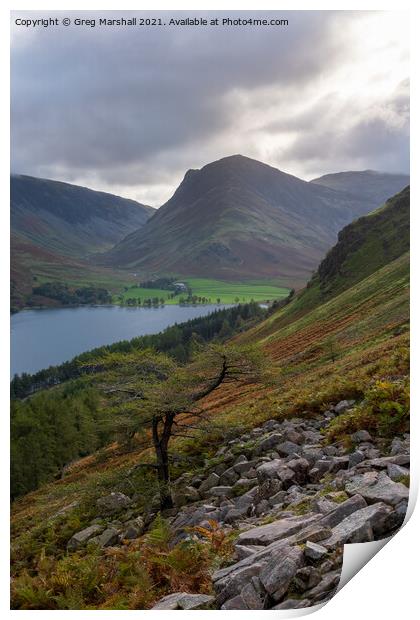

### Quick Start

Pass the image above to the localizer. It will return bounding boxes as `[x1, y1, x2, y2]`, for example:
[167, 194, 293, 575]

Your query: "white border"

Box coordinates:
[2, 1, 418, 618]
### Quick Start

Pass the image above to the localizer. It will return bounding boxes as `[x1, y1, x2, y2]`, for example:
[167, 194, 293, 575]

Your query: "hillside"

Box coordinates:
[310, 170, 409, 206]
[100, 155, 403, 287]
[11, 188, 409, 610]
[11, 175, 154, 308]
[262, 185, 410, 324]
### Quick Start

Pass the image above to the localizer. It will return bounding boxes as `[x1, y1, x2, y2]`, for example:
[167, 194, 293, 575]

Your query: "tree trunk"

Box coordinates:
[152, 416, 174, 510]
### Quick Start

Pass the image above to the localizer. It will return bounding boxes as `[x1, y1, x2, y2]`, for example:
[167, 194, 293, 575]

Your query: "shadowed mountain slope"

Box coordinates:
[101, 155, 408, 287]
[11, 175, 154, 307]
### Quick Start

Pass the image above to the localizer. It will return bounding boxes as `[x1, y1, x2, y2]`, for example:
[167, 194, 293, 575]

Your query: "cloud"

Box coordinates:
[273, 79, 409, 177]
[11, 10, 409, 204]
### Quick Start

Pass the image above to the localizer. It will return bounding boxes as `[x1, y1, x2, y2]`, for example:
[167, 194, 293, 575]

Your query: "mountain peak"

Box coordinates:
[101, 155, 408, 285]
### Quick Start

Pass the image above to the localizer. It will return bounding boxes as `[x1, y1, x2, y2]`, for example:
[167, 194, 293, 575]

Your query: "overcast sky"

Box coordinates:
[11, 10, 409, 206]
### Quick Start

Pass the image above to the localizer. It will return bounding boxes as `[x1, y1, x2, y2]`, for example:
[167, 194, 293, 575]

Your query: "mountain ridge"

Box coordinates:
[11, 174, 154, 308]
[100, 155, 408, 287]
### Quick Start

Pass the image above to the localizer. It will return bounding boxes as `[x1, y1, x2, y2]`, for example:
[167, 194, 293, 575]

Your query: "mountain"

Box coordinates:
[100, 155, 408, 287]
[11, 174, 153, 258]
[310, 170, 409, 206]
[11, 175, 154, 307]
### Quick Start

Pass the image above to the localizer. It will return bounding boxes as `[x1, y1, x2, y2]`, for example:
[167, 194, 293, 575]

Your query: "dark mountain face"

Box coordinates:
[100, 155, 402, 287]
[310, 170, 409, 207]
[316, 186, 409, 295]
[10, 175, 154, 308]
[11, 175, 154, 258]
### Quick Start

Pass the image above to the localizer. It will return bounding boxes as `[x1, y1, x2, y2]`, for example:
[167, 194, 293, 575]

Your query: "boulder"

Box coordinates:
[323, 445, 338, 456]
[171, 505, 222, 532]
[268, 490, 287, 508]
[236, 513, 321, 546]
[67, 524, 103, 551]
[305, 570, 340, 603]
[309, 459, 333, 482]
[120, 516, 145, 540]
[390, 437, 409, 456]
[364, 455, 410, 468]
[152, 592, 215, 610]
[235, 544, 265, 560]
[234, 486, 259, 511]
[240, 577, 268, 609]
[293, 566, 322, 592]
[351, 430, 373, 443]
[177, 594, 215, 610]
[293, 524, 332, 545]
[277, 467, 296, 488]
[329, 456, 350, 473]
[256, 459, 283, 482]
[90, 527, 119, 548]
[259, 545, 304, 601]
[96, 492, 132, 516]
[255, 499, 271, 516]
[219, 467, 240, 486]
[205, 485, 234, 499]
[214, 563, 264, 605]
[387, 463, 410, 482]
[312, 497, 337, 514]
[304, 541, 328, 561]
[282, 427, 304, 444]
[255, 433, 283, 454]
[301, 447, 324, 466]
[225, 508, 248, 524]
[320, 494, 368, 528]
[234, 459, 258, 476]
[232, 478, 257, 497]
[198, 472, 220, 494]
[346, 472, 409, 506]
[334, 400, 355, 414]
[221, 595, 248, 610]
[287, 458, 310, 485]
[302, 430, 323, 443]
[323, 502, 391, 548]
[348, 450, 365, 469]
[277, 441, 301, 457]
[173, 485, 201, 508]
[262, 419, 280, 432]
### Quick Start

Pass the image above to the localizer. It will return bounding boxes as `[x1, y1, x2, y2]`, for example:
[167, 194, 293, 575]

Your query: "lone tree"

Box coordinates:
[324, 335, 339, 363]
[97, 344, 265, 510]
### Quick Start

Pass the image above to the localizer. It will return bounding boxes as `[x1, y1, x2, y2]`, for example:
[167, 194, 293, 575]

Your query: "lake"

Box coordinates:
[10, 304, 229, 377]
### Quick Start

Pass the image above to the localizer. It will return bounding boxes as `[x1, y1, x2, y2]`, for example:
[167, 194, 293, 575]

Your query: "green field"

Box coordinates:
[116, 278, 290, 305]
[184, 278, 290, 303]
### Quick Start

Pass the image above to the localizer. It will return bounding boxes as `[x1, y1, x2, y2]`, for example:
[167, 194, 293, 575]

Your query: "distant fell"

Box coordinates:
[310, 170, 409, 206]
[11, 174, 153, 258]
[11, 175, 154, 308]
[101, 155, 400, 287]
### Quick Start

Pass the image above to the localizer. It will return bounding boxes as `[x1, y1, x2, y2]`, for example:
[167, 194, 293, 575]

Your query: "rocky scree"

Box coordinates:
[67, 400, 409, 610]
